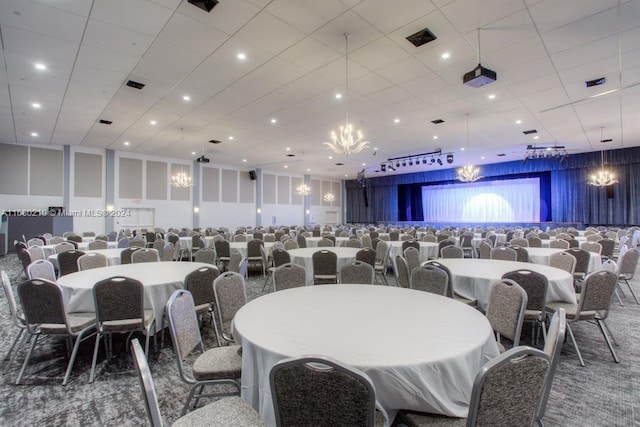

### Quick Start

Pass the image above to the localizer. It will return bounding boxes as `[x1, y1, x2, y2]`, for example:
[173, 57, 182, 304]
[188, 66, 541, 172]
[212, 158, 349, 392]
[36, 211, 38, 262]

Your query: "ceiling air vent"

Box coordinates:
[208, 139, 222, 144]
[431, 119, 445, 124]
[523, 129, 538, 135]
[126, 80, 145, 90]
[406, 28, 437, 47]
[98, 119, 112, 125]
[188, 0, 218, 12]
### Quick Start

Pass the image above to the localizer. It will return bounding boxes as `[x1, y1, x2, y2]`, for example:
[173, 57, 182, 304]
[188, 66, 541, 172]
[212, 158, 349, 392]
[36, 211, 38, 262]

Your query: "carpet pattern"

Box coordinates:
[1, 254, 639, 426]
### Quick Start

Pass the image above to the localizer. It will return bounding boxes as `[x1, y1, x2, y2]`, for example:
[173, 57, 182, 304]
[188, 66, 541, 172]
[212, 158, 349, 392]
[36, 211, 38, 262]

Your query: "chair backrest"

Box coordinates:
[312, 250, 338, 284]
[247, 239, 263, 257]
[26, 245, 45, 261]
[345, 239, 363, 248]
[162, 243, 175, 262]
[549, 239, 569, 249]
[459, 233, 474, 248]
[88, 240, 108, 250]
[467, 347, 550, 427]
[510, 246, 529, 263]
[422, 234, 437, 243]
[393, 255, 410, 288]
[401, 240, 420, 253]
[184, 266, 220, 309]
[213, 272, 247, 341]
[486, 279, 528, 346]
[27, 237, 44, 247]
[317, 238, 334, 247]
[55, 242, 75, 254]
[340, 260, 375, 284]
[598, 238, 615, 258]
[131, 339, 164, 427]
[283, 239, 299, 250]
[130, 238, 146, 248]
[491, 247, 517, 261]
[131, 248, 160, 263]
[233, 234, 247, 242]
[578, 270, 618, 315]
[355, 248, 376, 268]
[477, 241, 492, 259]
[194, 248, 216, 265]
[58, 249, 85, 276]
[18, 278, 71, 332]
[214, 240, 231, 258]
[440, 245, 463, 259]
[617, 247, 639, 277]
[410, 265, 448, 295]
[536, 308, 566, 424]
[564, 248, 589, 275]
[18, 248, 32, 271]
[271, 248, 292, 268]
[527, 236, 542, 248]
[120, 247, 141, 264]
[117, 237, 131, 248]
[580, 241, 602, 255]
[270, 355, 380, 427]
[549, 251, 576, 276]
[501, 269, 548, 314]
[228, 251, 244, 273]
[438, 239, 455, 253]
[2, 270, 25, 329]
[510, 238, 529, 247]
[403, 247, 421, 272]
[374, 240, 389, 264]
[93, 276, 146, 329]
[296, 234, 307, 248]
[78, 252, 108, 271]
[586, 234, 603, 242]
[26, 259, 56, 281]
[166, 289, 206, 383]
[273, 263, 307, 291]
[67, 234, 82, 243]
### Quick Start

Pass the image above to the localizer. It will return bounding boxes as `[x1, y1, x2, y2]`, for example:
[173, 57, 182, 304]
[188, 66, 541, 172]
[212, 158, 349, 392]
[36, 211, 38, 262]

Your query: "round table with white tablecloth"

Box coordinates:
[526, 247, 602, 273]
[304, 236, 350, 247]
[388, 241, 438, 262]
[57, 262, 210, 332]
[233, 285, 499, 426]
[287, 247, 361, 284]
[47, 248, 125, 268]
[435, 258, 576, 310]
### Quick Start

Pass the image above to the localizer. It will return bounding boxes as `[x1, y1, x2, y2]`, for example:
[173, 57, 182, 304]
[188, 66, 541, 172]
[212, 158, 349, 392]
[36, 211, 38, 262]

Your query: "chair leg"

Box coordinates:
[597, 320, 619, 363]
[2, 329, 24, 369]
[623, 278, 640, 304]
[614, 288, 624, 306]
[566, 323, 585, 367]
[600, 319, 619, 346]
[63, 330, 90, 386]
[89, 332, 103, 383]
[16, 334, 38, 385]
[181, 386, 200, 416]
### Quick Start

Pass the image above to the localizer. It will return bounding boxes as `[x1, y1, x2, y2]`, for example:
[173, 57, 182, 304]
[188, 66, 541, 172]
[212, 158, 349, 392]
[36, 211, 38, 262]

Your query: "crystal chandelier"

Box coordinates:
[171, 128, 194, 188]
[323, 193, 335, 205]
[297, 184, 311, 196]
[323, 33, 370, 155]
[588, 127, 618, 187]
[457, 114, 483, 183]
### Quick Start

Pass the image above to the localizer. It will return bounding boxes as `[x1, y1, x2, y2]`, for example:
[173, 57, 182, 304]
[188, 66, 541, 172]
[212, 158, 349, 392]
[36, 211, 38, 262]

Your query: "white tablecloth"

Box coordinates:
[304, 237, 350, 247]
[41, 241, 117, 257]
[288, 247, 360, 284]
[436, 258, 576, 310]
[526, 247, 602, 273]
[389, 241, 438, 262]
[233, 285, 499, 425]
[48, 248, 125, 268]
[57, 262, 210, 332]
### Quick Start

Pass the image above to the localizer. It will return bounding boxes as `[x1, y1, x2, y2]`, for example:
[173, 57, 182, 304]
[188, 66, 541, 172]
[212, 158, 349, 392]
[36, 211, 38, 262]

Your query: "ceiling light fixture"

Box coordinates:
[34, 63, 47, 70]
[588, 127, 618, 187]
[323, 193, 335, 205]
[171, 128, 193, 188]
[324, 33, 370, 155]
[297, 184, 311, 196]
[457, 114, 483, 183]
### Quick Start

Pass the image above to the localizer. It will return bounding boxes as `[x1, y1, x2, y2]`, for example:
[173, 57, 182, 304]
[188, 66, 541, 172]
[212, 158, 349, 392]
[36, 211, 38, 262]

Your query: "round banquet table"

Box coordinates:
[525, 247, 603, 273]
[388, 241, 438, 262]
[233, 285, 499, 426]
[57, 262, 210, 332]
[304, 236, 350, 247]
[287, 247, 361, 284]
[47, 248, 125, 268]
[435, 258, 576, 310]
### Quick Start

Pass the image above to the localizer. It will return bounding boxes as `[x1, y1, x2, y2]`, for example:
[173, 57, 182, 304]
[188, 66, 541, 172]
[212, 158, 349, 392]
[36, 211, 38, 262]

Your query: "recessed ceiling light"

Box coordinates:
[362, 163, 366, 166]
[228, 136, 234, 140]
[546, 147, 552, 151]
[433, 135, 438, 140]
[441, 52, 450, 59]
[328, 156, 333, 160]
[515, 119, 522, 124]
[286, 147, 290, 151]
[31, 102, 41, 109]
[394, 118, 400, 124]
[284, 165, 288, 168]
[533, 135, 539, 140]
[183, 95, 191, 101]
[271, 118, 277, 124]
[335, 93, 342, 99]
[150, 120, 157, 125]
[124, 141, 130, 146]
[243, 159, 247, 162]
[237, 52, 246, 60]
[460, 147, 465, 151]
[345, 174, 348, 177]
[192, 151, 196, 155]
[373, 147, 378, 151]
[307, 168, 311, 172]
[34, 63, 47, 70]
[488, 94, 496, 100]
[30, 132, 38, 137]
[481, 156, 485, 159]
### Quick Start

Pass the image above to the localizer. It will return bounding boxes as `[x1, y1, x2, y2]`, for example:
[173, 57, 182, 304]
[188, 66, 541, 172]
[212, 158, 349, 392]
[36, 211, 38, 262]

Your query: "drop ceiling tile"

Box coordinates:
[266, 0, 348, 34]
[350, 37, 411, 70]
[278, 37, 342, 72]
[177, 0, 261, 36]
[83, 19, 156, 57]
[541, 7, 618, 55]
[0, 0, 87, 42]
[311, 10, 383, 52]
[91, 0, 174, 36]
[235, 11, 306, 55]
[353, 0, 436, 33]
[349, 71, 394, 96]
[158, 11, 228, 55]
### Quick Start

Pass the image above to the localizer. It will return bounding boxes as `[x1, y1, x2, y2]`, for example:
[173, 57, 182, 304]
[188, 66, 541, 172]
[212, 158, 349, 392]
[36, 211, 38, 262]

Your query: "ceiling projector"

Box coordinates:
[196, 155, 210, 163]
[463, 63, 497, 88]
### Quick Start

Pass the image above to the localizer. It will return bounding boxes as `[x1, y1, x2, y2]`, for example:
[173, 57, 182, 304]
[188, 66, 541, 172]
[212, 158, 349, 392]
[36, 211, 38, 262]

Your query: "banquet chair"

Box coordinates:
[270, 355, 388, 427]
[617, 248, 640, 304]
[26, 259, 56, 281]
[437, 239, 455, 256]
[117, 237, 131, 248]
[120, 247, 141, 265]
[273, 263, 307, 291]
[565, 248, 590, 286]
[233, 234, 246, 242]
[586, 234, 603, 242]
[510, 238, 529, 247]
[340, 260, 375, 284]
[89, 276, 155, 383]
[566, 238, 580, 248]
[312, 250, 338, 285]
[396, 347, 549, 427]
[546, 270, 618, 366]
[527, 236, 543, 248]
[538, 232, 551, 240]
[214, 240, 231, 271]
[502, 269, 549, 345]
[193, 247, 215, 265]
[486, 279, 528, 353]
[129, 238, 146, 248]
[510, 245, 529, 263]
[26, 245, 45, 261]
[402, 240, 420, 253]
[374, 241, 391, 285]
[58, 249, 85, 276]
[67, 234, 82, 243]
[1, 270, 27, 371]
[317, 237, 334, 247]
[356, 248, 376, 268]
[393, 255, 410, 289]
[132, 248, 160, 263]
[425, 260, 477, 306]
[162, 242, 176, 262]
[191, 235, 205, 259]
[227, 252, 244, 275]
[324, 235, 337, 246]
[535, 308, 567, 427]
[549, 251, 576, 276]
[491, 247, 517, 261]
[88, 240, 108, 250]
[184, 266, 220, 329]
[78, 252, 108, 271]
[17, 278, 96, 385]
[263, 247, 290, 291]
[440, 245, 463, 259]
[345, 238, 363, 248]
[549, 239, 570, 249]
[131, 338, 264, 427]
[16, 248, 32, 281]
[410, 265, 448, 296]
[47, 236, 64, 245]
[598, 238, 615, 260]
[27, 237, 44, 247]
[55, 242, 75, 254]
[166, 290, 243, 416]
[151, 240, 165, 257]
[478, 241, 492, 259]
[213, 272, 247, 346]
[459, 233, 475, 258]
[296, 234, 307, 248]
[246, 239, 265, 276]
[580, 241, 602, 255]
[422, 234, 437, 243]
[283, 239, 299, 250]
[403, 247, 421, 272]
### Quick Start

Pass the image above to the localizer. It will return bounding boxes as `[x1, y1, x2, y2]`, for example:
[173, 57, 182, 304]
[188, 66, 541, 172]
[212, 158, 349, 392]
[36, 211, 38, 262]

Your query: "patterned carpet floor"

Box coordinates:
[1, 253, 639, 426]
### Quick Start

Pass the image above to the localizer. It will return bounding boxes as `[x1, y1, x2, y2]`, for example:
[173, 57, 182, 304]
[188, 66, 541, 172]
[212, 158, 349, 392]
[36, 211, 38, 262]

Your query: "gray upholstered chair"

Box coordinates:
[440, 245, 463, 259]
[55, 242, 75, 254]
[90, 276, 155, 383]
[598, 238, 615, 260]
[131, 248, 160, 263]
[486, 279, 528, 353]
[312, 250, 338, 285]
[246, 239, 265, 275]
[426, 260, 477, 306]
[374, 240, 391, 285]
[194, 248, 216, 265]
[17, 278, 96, 385]
[617, 248, 640, 304]
[393, 255, 410, 289]
[283, 239, 299, 250]
[580, 241, 602, 255]
[402, 240, 420, 253]
[1, 270, 28, 371]
[129, 238, 146, 248]
[527, 236, 543, 248]
[162, 242, 176, 262]
[213, 272, 247, 346]
[549, 239, 569, 249]
[26, 245, 45, 262]
[410, 264, 448, 296]
[316, 238, 335, 247]
[491, 247, 517, 261]
[545, 270, 619, 366]
[356, 248, 376, 268]
[78, 252, 108, 271]
[549, 251, 576, 276]
[346, 238, 363, 248]
[26, 259, 56, 281]
[273, 263, 306, 291]
[510, 238, 529, 247]
[397, 347, 549, 427]
[478, 241, 492, 259]
[227, 252, 244, 275]
[340, 260, 375, 284]
[403, 247, 421, 273]
[184, 266, 220, 327]
[564, 248, 590, 285]
[510, 245, 529, 263]
[214, 240, 231, 270]
[166, 290, 243, 416]
[535, 308, 566, 426]
[58, 249, 85, 276]
[88, 240, 108, 250]
[270, 355, 388, 427]
[502, 269, 549, 345]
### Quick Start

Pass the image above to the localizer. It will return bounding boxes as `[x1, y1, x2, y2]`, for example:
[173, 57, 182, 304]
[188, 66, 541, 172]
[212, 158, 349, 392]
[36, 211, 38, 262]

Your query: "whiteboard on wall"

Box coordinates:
[118, 208, 155, 230]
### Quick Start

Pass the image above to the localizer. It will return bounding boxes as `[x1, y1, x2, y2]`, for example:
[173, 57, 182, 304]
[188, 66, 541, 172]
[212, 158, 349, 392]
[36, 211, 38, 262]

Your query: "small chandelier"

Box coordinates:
[323, 33, 370, 155]
[171, 128, 194, 188]
[323, 193, 335, 205]
[588, 127, 618, 187]
[457, 114, 483, 183]
[297, 184, 311, 196]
